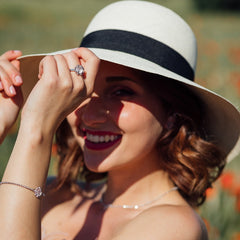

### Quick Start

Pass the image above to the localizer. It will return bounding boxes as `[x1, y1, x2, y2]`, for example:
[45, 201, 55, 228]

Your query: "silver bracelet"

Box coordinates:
[0, 181, 45, 199]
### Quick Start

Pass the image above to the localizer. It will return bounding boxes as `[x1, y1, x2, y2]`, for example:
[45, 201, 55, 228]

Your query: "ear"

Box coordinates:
[165, 113, 181, 130]
[165, 115, 174, 130]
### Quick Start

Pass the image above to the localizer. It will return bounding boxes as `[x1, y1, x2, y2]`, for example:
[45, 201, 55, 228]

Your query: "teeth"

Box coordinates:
[86, 133, 119, 143]
[99, 136, 105, 142]
[105, 135, 110, 142]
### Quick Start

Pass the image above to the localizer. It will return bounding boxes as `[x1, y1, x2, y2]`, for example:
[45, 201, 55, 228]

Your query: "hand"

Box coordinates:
[21, 47, 100, 134]
[0, 50, 23, 142]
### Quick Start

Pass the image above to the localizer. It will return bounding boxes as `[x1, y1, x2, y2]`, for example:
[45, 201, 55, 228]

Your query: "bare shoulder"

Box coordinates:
[41, 179, 105, 217]
[114, 204, 208, 240]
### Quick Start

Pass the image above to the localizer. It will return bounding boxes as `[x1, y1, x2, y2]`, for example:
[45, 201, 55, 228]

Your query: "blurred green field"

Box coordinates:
[0, 0, 240, 239]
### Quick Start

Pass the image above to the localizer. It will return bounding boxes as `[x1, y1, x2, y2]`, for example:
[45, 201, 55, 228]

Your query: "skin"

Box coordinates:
[0, 48, 208, 240]
[0, 50, 23, 143]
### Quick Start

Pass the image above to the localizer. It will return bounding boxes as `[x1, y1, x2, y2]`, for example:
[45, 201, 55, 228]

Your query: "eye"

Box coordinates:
[112, 87, 135, 97]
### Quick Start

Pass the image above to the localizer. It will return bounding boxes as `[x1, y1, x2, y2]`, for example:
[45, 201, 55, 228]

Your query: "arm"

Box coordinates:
[0, 50, 23, 143]
[0, 48, 99, 239]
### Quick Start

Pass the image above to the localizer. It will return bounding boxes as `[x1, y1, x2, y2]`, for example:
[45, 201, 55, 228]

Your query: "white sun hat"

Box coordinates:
[19, 0, 240, 161]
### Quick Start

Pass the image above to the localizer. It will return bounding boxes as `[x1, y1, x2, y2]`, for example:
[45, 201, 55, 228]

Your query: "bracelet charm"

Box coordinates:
[34, 186, 45, 198]
[0, 181, 45, 199]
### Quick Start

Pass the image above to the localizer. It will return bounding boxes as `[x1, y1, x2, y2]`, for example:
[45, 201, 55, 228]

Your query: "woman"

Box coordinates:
[0, 1, 239, 239]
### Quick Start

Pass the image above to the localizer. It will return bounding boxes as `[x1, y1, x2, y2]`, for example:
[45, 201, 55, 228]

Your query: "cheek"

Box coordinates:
[118, 103, 163, 138]
[116, 104, 136, 128]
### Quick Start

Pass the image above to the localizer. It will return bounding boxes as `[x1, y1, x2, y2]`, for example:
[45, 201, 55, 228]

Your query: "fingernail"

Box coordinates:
[9, 85, 16, 95]
[0, 81, 3, 90]
[15, 75, 23, 84]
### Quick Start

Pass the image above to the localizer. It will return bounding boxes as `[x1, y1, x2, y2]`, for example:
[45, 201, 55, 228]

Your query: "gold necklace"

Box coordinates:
[100, 186, 178, 210]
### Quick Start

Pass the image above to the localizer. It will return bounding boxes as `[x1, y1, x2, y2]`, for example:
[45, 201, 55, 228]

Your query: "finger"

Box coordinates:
[53, 54, 74, 89]
[72, 48, 100, 92]
[39, 55, 58, 81]
[0, 50, 22, 61]
[72, 47, 100, 74]
[38, 58, 44, 79]
[72, 47, 98, 63]
[0, 65, 16, 96]
[11, 59, 20, 71]
[63, 51, 85, 88]
[0, 59, 22, 86]
[64, 51, 83, 72]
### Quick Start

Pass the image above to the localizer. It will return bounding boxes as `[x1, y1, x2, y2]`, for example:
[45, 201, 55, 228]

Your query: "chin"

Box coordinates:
[83, 152, 120, 174]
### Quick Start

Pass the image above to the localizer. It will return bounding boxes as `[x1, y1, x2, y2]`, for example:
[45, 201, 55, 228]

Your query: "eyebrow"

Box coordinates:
[106, 76, 137, 83]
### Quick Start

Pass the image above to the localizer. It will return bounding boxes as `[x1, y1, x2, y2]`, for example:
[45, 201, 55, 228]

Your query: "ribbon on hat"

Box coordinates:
[80, 29, 194, 81]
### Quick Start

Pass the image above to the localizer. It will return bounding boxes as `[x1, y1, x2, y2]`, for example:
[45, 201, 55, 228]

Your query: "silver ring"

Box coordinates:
[69, 64, 85, 76]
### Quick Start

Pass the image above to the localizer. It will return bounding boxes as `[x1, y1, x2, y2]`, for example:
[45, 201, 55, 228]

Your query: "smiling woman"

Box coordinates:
[0, 1, 239, 240]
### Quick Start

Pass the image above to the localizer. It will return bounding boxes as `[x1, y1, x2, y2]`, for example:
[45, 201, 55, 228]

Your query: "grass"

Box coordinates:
[0, 0, 240, 239]
[1, 0, 189, 54]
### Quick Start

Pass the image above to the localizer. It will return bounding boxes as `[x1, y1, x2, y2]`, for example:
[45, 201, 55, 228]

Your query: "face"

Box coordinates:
[67, 61, 166, 173]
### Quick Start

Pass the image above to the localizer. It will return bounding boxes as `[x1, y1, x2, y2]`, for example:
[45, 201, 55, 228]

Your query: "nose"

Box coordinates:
[80, 94, 109, 127]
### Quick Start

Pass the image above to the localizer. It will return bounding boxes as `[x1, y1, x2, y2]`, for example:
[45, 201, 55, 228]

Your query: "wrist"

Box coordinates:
[20, 110, 57, 140]
[20, 107, 61, 139]
[18, 120, 55, 146]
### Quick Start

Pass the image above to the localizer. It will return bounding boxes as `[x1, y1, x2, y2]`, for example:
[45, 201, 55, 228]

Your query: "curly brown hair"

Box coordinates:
[53, 71, 226, 207]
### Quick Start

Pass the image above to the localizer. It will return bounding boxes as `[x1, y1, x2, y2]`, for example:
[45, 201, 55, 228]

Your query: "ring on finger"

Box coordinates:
[69, 65, 85, 76]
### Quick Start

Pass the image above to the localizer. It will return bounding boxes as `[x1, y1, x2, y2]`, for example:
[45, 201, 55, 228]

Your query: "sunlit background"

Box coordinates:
[0, 0, 239, 239]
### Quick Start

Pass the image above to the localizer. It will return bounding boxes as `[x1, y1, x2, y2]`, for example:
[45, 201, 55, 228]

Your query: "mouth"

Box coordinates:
[83, 129, 122, 150]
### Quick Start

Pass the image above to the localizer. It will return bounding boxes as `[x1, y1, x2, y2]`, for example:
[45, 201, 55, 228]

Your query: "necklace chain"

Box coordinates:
[100, 186, 178, 210]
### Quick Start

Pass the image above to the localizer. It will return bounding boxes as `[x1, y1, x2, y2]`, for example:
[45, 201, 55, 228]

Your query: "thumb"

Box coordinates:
[0, 50, 22, 61]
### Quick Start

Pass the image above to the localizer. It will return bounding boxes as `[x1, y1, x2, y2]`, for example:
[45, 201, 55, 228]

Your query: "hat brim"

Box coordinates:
[18, 48, 240, 162]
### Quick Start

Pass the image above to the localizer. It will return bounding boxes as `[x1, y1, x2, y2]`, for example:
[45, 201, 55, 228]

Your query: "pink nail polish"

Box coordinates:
[9, 85, 16, 95]
[15, 75, 23, 84]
